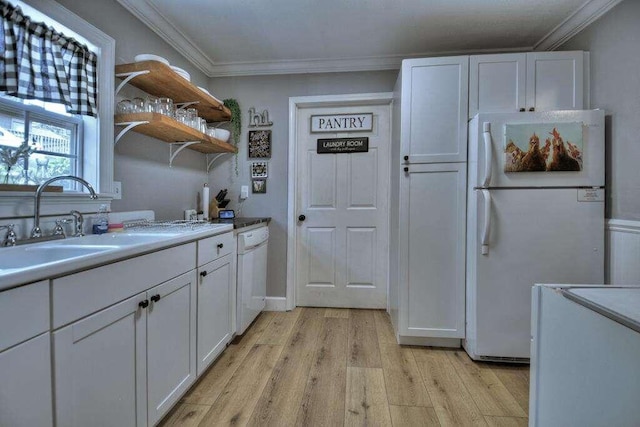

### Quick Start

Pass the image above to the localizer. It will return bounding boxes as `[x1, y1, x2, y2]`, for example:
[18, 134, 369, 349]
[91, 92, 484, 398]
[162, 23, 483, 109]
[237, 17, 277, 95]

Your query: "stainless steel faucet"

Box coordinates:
[31, 175, 98, 238]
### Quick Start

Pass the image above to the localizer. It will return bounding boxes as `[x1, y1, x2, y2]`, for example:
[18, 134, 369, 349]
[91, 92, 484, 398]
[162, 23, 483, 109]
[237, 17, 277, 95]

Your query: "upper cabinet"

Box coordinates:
[401, 56, 469, 163]
[469, 51, 585, 118]
[114, 60, 236, 154]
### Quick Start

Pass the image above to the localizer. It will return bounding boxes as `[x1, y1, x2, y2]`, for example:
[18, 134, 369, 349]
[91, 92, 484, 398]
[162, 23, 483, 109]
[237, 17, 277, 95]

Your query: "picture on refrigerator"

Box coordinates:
[504, 122, 583, 172]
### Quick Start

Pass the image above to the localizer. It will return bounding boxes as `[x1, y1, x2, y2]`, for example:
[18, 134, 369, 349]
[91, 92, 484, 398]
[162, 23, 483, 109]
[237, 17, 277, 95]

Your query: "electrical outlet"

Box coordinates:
[240, 185, 249, 200]
[113, 181, 122, 200]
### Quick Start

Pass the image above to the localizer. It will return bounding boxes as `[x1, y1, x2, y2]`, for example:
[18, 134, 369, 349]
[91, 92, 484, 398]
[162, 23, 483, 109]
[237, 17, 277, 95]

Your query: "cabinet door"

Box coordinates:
[399, 163, 466, 338]
[197, 253, 234, 376]
[469, 53, 526, 118]
[401, 56, 469, 163]
[54, 294, 147, 427]
[0, 333, 53, 427]
[526, 51, 584, 112]
[146, 271, 197, 426]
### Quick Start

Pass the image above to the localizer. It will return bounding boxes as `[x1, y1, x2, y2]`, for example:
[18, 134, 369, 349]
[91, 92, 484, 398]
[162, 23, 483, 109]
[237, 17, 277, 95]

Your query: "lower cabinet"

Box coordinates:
[53, 270, 197, 427]
[197, 253, 234, 376]
[0, 333, 53, 427]
[398, 162, 467, 340]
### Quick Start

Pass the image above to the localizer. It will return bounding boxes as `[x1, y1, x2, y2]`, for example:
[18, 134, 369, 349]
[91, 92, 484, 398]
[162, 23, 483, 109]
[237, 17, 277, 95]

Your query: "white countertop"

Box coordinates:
[0, 223, 233, 292]
[562, 286, 640, 333]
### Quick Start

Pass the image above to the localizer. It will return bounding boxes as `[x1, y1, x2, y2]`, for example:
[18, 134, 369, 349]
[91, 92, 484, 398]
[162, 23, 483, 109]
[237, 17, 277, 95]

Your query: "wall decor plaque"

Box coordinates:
[248, 130, 272, 158]
[317, 137, 369, 154]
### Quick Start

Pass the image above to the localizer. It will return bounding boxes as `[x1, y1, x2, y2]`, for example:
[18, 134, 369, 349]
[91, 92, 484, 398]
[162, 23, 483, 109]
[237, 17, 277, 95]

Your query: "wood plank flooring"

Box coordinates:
[160, 308, 529, 426]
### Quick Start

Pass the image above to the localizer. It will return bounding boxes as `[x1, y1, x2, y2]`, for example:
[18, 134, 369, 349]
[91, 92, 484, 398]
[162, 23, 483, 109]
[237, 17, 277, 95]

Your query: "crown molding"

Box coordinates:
[534, 0, 624, 51]
[116, 0, 216, 75]
[205, 47, 531, 77]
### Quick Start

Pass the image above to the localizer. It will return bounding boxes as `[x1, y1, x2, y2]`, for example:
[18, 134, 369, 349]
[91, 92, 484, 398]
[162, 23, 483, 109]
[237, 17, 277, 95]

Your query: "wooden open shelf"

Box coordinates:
[115, 113, 237, 154]
[115, 61, 231, 122]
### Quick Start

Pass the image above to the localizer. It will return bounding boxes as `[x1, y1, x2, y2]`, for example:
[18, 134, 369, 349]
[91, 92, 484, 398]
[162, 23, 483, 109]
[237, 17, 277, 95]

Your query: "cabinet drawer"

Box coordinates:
[198, 231, 234, 266]
[52, 242, 196, 329]
[0, 281, 49, 352]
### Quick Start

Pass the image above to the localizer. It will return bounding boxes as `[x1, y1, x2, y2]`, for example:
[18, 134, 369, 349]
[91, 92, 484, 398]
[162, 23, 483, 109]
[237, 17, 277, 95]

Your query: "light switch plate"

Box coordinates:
[113, 181, 122, 199]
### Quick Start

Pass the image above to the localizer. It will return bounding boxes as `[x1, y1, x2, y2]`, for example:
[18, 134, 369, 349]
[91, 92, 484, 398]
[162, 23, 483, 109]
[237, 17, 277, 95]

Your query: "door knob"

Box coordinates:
[298, 214, 306, 222]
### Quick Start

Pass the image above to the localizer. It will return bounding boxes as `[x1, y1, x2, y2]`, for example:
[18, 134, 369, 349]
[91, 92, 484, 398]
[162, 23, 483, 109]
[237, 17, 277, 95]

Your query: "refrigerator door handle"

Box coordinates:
[480, 189, 492, 255]
[482, 122, 493, 187]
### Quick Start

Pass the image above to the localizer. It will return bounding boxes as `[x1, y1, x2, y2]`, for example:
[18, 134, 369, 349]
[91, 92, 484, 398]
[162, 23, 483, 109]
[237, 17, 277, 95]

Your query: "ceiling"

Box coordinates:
[116, 0, 621, 77]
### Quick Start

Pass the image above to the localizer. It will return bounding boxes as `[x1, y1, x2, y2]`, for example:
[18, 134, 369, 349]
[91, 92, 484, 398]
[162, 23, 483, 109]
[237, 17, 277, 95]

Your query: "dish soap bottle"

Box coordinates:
[92, 204, 109, 234]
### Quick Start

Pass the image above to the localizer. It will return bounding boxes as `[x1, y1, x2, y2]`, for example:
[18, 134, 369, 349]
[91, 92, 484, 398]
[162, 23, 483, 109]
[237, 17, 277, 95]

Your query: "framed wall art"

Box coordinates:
[251, 161, 268, 178]
[252, 179, 266, 194]
[248, 130, 272, 158]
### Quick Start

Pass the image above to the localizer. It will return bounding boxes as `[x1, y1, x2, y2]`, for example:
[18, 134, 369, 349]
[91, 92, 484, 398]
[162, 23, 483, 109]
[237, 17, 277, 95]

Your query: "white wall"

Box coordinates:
[207, 72, 397, 297]
[57, 0, 211, 220]
[560, 0, 640, 221]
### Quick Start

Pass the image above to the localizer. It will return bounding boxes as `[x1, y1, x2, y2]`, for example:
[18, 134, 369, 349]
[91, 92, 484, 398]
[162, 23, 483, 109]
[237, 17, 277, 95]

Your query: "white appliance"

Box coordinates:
[464, 110, 605, 362]
[236, 226, 268, 335]
[530, 285, 640, 426]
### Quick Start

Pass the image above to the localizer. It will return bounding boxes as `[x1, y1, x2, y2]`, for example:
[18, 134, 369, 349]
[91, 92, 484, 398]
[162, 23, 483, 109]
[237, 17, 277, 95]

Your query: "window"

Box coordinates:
[0, 0, 114, 202]
[0, 94, 83, 190]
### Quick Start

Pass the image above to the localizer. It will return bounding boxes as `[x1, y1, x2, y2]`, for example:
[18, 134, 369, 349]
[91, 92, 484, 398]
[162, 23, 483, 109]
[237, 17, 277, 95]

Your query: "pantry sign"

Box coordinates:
[311, 113, 373, 133]
[317, 137, 369, 154]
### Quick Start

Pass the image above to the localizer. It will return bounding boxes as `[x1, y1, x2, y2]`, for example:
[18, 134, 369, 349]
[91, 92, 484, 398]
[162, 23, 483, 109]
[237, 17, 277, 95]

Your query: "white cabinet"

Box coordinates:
[0, 280, 52, 427]
[54, 293, 146, 427]
[400, 56, 469, 163]
[469, 51, 585, 117]
[399, 163, 467, 338]
[0, 333, 53, 427]
[197, 253, 234, 375]
[146, 271, 197, 426]
[391, 58, 468, 344]
[54, 270, 197, 427]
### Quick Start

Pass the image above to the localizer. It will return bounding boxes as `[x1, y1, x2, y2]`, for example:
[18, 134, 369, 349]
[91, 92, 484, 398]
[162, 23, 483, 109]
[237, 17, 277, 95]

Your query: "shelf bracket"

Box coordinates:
[169, 141, 201, 167]
[206, 153, 230, 172]
[114, 121, 150, 145]
[175, 101, 200, 110]
[115, 70, 151, 95]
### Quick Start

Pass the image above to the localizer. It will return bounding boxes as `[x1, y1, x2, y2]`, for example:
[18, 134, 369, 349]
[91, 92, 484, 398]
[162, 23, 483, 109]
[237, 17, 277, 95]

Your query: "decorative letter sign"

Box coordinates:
[310, 113, 373, 133]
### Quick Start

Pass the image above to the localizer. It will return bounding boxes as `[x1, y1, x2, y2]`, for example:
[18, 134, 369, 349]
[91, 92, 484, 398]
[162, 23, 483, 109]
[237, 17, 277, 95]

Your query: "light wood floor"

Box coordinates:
[160, 308, 529, 426]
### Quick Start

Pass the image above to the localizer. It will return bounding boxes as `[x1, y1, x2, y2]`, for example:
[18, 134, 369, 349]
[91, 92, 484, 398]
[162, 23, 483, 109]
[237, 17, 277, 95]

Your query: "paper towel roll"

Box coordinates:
[202, 184, 210, 220]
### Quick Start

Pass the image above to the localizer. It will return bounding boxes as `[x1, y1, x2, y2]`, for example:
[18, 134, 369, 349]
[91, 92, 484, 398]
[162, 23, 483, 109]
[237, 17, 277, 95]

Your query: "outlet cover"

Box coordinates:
[113, 181, 122, 199]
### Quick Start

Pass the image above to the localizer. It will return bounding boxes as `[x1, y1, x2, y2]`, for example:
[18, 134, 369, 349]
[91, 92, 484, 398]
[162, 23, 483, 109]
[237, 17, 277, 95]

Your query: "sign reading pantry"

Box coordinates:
[311, 113, 373, 132]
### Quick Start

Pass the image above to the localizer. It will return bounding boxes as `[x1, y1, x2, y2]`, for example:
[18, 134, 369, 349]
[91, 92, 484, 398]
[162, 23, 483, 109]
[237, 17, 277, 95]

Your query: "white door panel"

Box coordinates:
[401, 163, 467, 337]
[469, 110, 605, 188]
[469, 53, 526, 118]
[296, 104, 390, 308]
[403, 56, 469, 163]
[526, 51, 584, 111]
[470, 189, 604, 358]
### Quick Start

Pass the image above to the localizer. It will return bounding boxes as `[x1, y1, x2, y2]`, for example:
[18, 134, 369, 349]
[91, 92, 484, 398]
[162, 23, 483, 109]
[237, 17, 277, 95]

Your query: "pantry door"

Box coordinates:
[293, 100, 391, 308]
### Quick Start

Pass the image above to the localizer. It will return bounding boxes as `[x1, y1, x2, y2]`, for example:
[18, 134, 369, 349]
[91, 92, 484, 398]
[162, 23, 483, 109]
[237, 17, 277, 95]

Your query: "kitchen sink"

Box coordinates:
[1, 245, 115, 270]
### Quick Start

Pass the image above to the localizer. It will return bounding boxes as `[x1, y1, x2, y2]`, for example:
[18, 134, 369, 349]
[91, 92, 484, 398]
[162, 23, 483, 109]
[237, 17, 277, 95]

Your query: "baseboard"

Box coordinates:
[264, 297, 287, 311]
[607, 219, 640, 285]
[397, 336, 461, 348]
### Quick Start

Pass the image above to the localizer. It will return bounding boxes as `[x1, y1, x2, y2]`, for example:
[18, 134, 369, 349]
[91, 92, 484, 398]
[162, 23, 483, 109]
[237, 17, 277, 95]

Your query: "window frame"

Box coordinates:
[0, 95, 84, 187]
[0, 0, 115, 218]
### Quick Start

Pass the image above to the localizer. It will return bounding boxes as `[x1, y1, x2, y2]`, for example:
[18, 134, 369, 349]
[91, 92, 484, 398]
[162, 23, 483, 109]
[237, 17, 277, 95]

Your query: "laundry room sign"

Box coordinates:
[310, 113, 373, 133]
[317, 137, 369, 154]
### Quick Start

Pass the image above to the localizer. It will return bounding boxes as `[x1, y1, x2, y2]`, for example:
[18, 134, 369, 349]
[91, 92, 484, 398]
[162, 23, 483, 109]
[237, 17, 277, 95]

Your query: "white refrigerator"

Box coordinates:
[464, 110, 605, 362]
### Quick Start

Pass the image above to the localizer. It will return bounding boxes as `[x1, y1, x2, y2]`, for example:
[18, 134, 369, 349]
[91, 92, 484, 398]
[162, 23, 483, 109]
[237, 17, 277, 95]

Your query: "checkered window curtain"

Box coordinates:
[0, 1, 98, 116]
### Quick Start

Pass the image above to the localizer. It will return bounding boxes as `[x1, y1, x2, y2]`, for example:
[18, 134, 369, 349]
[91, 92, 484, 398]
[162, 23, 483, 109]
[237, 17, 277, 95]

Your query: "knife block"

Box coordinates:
[209, 200, 221, 220]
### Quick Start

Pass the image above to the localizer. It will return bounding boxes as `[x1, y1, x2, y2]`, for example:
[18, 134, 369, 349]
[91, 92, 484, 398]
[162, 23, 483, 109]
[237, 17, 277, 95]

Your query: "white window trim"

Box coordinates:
[0, 0, 115, 220]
